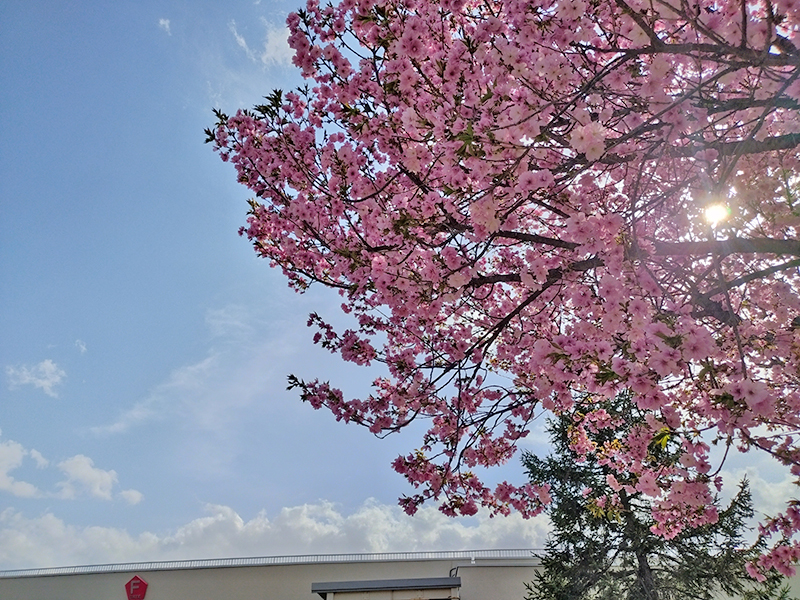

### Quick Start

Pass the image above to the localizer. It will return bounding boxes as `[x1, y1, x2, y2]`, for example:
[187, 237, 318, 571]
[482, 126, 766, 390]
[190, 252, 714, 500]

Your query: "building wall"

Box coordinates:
[0, 554, 540, 600]
[1, 552, 797, 600]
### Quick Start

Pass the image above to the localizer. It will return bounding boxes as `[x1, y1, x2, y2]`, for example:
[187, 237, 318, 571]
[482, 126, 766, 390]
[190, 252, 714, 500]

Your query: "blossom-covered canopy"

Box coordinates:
[210, 0, 800, 576]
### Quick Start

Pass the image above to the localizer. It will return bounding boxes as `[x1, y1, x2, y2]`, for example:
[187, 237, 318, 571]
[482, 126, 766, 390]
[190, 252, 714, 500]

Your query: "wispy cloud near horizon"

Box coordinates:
[0, 499, 550, 570]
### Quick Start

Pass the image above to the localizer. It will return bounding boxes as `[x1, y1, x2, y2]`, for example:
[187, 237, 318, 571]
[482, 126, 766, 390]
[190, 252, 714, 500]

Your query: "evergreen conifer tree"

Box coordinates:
[524, 393, 794, 600]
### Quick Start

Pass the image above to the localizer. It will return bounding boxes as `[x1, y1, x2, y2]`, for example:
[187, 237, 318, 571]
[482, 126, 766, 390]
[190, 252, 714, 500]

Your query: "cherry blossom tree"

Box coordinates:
[208, 0, 800, 576]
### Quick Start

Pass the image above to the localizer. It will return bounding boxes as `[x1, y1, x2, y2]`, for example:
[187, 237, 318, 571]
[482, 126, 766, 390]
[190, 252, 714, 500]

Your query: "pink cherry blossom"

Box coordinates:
[211, 0, 800, 576]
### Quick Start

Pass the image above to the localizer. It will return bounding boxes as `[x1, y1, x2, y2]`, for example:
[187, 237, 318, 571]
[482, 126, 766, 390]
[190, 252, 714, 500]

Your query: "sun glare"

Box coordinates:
[704, 203, 730, 227]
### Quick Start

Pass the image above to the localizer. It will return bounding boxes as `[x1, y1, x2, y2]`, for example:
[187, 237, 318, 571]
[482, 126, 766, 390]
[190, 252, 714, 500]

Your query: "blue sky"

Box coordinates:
[0, 0, 556, 569]
[0, 0, 794, 571]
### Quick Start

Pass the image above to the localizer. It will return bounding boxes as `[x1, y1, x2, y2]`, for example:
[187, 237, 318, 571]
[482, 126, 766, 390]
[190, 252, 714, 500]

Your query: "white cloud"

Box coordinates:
[29, 449, 48, 469]
[229, 19, 293, 67]
[229, 20, 253, 60]
[0, 508, 160, 570]
[85, 298, 378, 494]
[159, 18, 171, 36]
[90, 354, 220, 436]
[75, 339, 87, 354]
[0, 440, 40, 498]
[0, 499, 550, 570]
[6, 359, 66, 397]
[0, 442, 141, 503]
[255, 499, 551, 555]
[88, 397, 160, 435]
[56, 455, 119, 500]
[721, 463, 798, 521]
[260, 22, 293, 66]
[90, 304, 299, 438]
[120, 489, 144, 505]
[205, 305, 257, 340]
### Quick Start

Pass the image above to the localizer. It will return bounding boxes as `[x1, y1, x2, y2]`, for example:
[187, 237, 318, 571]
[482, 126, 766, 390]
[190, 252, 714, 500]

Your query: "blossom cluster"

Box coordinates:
[210, 0, 800, 576]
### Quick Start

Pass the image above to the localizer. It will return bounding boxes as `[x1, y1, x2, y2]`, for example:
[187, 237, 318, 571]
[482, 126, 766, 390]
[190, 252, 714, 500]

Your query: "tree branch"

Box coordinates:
[703, 258, 800, 298]
[669, 133, 800, 157]
[654, 237, 800, 257]
[697, 96, 800, 114]
[496, 230, 580, 250]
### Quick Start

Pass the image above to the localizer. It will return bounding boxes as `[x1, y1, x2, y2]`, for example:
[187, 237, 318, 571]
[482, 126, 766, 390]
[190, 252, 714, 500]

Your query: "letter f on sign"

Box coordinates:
[125, 575, 148, 600]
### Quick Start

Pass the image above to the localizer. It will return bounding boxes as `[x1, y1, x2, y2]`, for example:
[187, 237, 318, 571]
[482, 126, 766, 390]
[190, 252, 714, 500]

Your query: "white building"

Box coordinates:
[0, 550, 540, 600]
[2, 549, 798, 600]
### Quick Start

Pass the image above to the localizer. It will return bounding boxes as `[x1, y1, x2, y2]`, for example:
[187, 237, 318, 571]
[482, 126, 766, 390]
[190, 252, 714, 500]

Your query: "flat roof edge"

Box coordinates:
[313, 576, 461, 594]
[0, 549, 539, 580]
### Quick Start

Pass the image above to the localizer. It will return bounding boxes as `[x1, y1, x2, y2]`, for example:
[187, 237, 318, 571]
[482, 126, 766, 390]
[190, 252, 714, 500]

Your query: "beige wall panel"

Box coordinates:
[1, 553, 795, 600]
[455, 565, 538, 600]
[0, 558, 492, 600]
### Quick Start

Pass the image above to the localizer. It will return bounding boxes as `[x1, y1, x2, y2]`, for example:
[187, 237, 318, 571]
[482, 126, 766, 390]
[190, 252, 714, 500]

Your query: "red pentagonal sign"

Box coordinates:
[125, 575, 148, 600]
